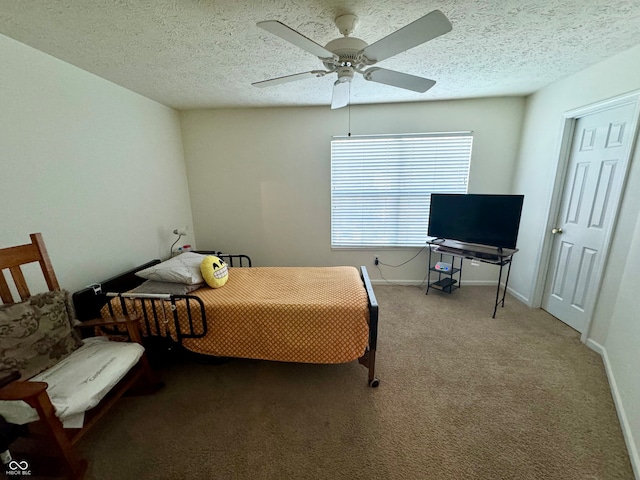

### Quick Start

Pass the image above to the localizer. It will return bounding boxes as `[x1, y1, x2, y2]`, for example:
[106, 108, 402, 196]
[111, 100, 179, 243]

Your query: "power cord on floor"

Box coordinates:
[374, 264, 397, 285]
[375, 264, 431, 288]
[377, 246, 426, 268]
[375, 246, 428, 286]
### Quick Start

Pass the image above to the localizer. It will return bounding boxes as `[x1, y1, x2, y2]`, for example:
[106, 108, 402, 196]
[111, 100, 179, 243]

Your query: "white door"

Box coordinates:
[542, 101, 637, 333]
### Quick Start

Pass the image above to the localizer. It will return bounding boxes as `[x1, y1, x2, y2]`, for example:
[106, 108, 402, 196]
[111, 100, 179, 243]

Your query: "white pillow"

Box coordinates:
[135, 252, 205, 285]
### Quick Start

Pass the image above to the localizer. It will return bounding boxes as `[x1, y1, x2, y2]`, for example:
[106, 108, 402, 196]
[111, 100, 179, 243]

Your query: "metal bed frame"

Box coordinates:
[73, 253, 380, 387]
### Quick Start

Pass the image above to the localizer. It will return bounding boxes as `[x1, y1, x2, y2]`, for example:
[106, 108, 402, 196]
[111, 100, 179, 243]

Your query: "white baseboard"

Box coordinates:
[369, 280, 531, 310]
[506, 286, 530, 306]
[459, 280, 495, 286]
[586, 339, 640, 480]
[369, 280, 511, 287]
[368, 279, 498, 287]
[369, 279, 423, 286]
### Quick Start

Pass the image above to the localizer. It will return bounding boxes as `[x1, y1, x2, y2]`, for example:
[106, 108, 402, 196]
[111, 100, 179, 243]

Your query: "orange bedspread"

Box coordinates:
[103, 266, 370, 364]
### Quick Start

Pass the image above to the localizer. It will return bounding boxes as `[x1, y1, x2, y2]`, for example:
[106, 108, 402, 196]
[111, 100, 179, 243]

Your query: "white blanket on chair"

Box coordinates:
[0, 337, 144, 427]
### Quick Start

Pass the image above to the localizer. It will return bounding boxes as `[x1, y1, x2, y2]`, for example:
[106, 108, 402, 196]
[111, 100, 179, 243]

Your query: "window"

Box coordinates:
[331, 132, 473, 248]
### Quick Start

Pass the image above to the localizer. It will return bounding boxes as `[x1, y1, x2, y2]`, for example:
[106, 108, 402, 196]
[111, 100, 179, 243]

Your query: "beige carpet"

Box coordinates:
[15, 285, 635, 479]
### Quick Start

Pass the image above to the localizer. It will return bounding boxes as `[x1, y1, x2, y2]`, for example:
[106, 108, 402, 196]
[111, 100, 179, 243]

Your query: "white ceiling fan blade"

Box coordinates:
[331, 80, 350, 109]
[257, 21, 338, 61]
[252, 70, 327, 88]
[364, 67, 436, 93]
[361, 10, 452, 63]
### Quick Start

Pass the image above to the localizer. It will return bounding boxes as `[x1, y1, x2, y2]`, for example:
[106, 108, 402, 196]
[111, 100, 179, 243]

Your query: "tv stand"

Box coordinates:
[426, 239, 518, 318]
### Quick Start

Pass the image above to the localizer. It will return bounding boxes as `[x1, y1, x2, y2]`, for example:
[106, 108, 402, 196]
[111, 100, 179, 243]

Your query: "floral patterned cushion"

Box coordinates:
[0, 290, 83, 380]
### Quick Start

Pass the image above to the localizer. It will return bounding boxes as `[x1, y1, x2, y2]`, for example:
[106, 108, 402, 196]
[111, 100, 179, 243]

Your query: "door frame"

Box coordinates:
[531, 90, 640, 341]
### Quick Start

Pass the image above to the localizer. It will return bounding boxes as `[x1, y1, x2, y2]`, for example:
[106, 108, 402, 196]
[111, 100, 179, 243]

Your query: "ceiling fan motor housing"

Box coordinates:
[322, 36, 369, 69]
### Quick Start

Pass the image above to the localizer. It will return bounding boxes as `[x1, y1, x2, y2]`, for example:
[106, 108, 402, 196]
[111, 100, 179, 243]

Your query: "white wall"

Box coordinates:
[0, 34, 194, 293]
[3, 21, 636, 475]
[181, 97, 525, 284]
[511, 44, 640, 476]
[603, 210, 640, 476]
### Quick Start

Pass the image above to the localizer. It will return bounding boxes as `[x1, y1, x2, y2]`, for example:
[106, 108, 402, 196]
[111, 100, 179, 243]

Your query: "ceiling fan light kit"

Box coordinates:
[253, 10, 452, 109]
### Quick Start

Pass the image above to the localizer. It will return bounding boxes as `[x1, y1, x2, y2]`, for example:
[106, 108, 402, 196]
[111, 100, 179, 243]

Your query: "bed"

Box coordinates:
[72, 253, 380, 387]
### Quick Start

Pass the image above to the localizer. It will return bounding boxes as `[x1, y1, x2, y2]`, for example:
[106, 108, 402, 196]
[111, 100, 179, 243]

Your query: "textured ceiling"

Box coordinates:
[1, 0, 639, 110]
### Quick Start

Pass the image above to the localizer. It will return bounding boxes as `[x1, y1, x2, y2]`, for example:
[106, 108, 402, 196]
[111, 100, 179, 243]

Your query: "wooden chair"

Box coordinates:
[0, 233, 161, 479]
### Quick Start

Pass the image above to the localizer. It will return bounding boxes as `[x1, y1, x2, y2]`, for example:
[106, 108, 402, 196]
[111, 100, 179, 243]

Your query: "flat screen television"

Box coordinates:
[427, 194, 524, 250]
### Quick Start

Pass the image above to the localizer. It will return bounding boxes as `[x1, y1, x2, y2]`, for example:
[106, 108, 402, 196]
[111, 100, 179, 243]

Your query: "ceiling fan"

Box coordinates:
[252, 10, 452, 109]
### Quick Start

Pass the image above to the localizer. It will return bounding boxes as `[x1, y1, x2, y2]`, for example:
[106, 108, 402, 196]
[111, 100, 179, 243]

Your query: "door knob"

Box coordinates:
[551, 227, 563, 234]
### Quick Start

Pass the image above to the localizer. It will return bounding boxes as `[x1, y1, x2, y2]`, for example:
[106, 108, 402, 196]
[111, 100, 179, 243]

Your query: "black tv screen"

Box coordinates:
[428, 194, 524, 249]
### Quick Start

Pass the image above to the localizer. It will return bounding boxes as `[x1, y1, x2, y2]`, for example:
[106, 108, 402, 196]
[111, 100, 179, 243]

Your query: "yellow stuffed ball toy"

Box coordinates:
[200, 255, 229, 288]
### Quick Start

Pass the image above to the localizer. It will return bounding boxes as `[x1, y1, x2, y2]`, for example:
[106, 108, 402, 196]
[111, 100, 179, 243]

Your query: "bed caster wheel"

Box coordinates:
[369, 378, 380, 388]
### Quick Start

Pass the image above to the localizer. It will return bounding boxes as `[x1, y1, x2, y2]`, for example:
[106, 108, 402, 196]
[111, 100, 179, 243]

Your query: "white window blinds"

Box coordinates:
[331, 132, 473, 247]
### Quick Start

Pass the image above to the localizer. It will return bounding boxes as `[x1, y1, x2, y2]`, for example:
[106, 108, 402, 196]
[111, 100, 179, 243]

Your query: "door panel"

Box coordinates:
[571, 247, 597, 311]
[565, 162, 589, 224]
[542, 102, 636, 332]
[588, 160, 616, 228]
[550, 241, 572, 300]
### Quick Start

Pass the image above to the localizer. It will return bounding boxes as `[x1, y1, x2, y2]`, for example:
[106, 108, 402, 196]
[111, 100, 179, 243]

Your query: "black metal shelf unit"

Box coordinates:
[424, 239, 518, 318]
[426, 252, 462, 294]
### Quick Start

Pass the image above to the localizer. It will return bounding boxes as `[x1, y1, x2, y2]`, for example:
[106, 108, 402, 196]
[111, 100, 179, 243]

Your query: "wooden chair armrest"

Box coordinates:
[0, 380, 49, 401]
